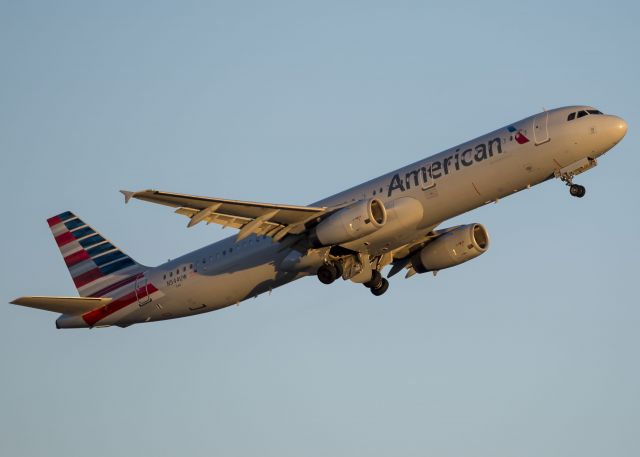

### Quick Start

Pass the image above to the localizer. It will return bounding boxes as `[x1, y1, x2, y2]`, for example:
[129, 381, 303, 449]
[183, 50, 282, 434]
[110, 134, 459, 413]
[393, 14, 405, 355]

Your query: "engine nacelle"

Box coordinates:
[311, 198, 387, 247]
[412, 224, 489, 272]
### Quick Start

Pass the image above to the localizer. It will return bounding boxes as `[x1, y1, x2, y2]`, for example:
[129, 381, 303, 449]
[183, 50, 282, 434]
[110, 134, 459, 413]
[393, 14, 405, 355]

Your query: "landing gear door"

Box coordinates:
[533, 112, 550, 145]
[135, 275, 151, 306]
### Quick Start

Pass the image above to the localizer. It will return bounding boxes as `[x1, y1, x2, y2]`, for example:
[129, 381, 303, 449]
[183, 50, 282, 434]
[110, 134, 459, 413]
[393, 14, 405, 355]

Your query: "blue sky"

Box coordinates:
[1, 1, 639, 456]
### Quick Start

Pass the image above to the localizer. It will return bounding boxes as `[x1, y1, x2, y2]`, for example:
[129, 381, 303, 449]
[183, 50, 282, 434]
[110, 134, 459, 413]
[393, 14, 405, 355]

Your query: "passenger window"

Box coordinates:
[577, 110, 588, 118]
[568, 112, 576, 121]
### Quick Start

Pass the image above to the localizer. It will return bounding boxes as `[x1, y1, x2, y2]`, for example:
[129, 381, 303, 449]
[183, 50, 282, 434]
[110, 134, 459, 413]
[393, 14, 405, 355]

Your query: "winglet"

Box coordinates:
[120, 190, 137, 204]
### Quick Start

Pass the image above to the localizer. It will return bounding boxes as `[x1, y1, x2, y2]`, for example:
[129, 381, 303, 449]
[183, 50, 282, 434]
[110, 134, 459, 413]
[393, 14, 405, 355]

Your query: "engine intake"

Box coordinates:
[412, 224, 489, 273]
[311, 198, 387, 247]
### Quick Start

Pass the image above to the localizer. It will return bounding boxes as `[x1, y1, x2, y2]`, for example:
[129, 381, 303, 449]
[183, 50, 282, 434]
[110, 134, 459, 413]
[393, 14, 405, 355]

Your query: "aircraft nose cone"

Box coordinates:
[608, 115, 628, 142]
[616, 116, 628, 139]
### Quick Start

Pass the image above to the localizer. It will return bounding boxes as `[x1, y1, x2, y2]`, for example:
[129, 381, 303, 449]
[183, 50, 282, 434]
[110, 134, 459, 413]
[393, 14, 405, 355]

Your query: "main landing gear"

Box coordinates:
[363, 270, 389, 296]
[317, 262, 343, 285]
[316, 262, 389, 296]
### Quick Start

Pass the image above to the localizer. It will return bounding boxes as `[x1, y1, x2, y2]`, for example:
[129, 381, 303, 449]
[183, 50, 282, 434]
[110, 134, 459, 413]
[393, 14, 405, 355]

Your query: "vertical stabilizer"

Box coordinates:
[47, 211, 144, 297]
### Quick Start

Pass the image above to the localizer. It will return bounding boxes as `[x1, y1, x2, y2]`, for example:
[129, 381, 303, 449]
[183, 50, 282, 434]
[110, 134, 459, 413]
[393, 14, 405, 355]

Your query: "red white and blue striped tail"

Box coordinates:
[47, 211, 144, 297]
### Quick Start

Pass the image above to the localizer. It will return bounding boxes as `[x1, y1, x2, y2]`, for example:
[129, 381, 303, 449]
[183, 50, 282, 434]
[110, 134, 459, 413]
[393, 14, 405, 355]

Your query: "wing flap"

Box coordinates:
[11, 296, 112, 315]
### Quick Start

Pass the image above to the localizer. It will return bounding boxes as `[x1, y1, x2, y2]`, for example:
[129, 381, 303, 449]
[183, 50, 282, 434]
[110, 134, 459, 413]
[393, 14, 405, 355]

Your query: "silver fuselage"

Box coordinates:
[57, 105, 627, 328]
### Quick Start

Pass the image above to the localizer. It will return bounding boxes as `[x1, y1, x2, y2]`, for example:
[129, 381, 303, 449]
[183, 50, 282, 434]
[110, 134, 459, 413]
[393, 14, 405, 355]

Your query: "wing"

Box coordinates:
[121, 189, 328, 242]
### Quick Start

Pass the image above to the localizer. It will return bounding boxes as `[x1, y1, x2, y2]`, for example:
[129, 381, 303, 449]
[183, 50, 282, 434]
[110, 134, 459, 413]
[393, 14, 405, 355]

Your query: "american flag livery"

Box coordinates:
[47, 211, 162, 327]
[507, 125, 530, 144]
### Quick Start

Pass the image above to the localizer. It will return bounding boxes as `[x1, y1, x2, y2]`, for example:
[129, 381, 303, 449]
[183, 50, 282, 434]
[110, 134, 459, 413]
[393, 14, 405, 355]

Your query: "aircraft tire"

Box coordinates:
[317, 264, 338, 284]
[370, 278, 389, 296]
[363, 270, 382, 289]
[569, 184, 586, 198]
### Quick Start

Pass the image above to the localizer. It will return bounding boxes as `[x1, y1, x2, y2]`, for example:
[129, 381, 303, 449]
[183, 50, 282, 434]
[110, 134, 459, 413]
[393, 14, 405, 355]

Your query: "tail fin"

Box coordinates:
[47, 211, 144, 297]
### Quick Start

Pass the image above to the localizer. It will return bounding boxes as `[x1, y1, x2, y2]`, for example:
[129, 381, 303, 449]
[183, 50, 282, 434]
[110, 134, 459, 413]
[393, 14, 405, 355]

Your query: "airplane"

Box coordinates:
[11, 106, 627, 329]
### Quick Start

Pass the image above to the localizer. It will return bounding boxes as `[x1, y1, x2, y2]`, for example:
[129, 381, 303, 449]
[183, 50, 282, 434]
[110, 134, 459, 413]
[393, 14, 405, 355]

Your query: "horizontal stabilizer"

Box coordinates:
[11, 296, 112, 315]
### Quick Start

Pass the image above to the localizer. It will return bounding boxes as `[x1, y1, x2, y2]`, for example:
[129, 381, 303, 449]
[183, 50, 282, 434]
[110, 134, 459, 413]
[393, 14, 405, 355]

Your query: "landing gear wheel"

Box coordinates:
[370, 278, 389, 296]
[569, 184, 586, 198]
[317, 264, 338, 285]
[363, 270, 383, 289]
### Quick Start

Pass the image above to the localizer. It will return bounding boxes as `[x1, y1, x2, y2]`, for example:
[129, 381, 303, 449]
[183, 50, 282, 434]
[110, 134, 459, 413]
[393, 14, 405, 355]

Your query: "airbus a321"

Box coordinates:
[12, 106, 627, 328]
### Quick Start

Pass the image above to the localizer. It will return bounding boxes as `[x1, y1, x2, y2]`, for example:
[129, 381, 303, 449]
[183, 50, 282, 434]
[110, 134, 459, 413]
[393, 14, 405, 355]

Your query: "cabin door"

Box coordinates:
[135, 275, 151, 306]
[533, 112, 550, 145]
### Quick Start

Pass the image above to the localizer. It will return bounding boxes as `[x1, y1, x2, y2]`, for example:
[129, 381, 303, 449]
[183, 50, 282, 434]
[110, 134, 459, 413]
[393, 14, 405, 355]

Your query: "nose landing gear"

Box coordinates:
[561, 175, 586, 198]
[554, 157, 597, 199]
[558, 172, 586, 198]
[569, 183, 586, 198]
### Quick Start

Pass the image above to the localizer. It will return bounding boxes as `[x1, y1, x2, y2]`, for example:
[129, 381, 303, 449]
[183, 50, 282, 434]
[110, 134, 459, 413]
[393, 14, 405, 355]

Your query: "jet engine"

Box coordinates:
[411, 224, 489, 272]
[311, 198, 387, 247]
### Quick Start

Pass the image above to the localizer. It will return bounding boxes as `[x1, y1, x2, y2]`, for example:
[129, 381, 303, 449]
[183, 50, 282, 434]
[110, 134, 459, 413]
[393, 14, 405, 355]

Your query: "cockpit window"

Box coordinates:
[568, 109, 604, 121]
